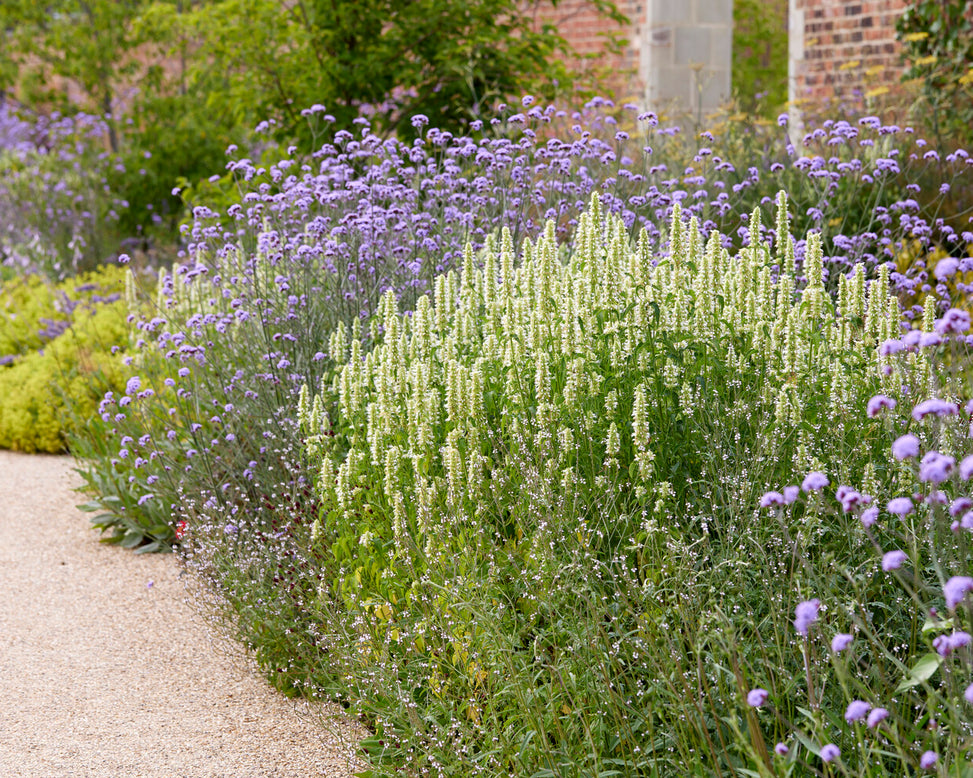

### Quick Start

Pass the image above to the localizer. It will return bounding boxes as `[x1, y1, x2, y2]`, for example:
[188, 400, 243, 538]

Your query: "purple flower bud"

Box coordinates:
[918, 451, 955, 484]
[887, 497, 914, 517]
[935, 307, 970, 334]
[944, 576, 973, 610]
[760, 491, 785, 508]
[882, 550, 908, 571]
[802, 471, 829, 492]
[920, 751, 938, 770]
[845, 700, 870, 722]
[794, 599, 821, 636]
[860, 506, 879, 527]
[892, 434, 920, 460]
[932, 630, 971, 656]
[820, 743, 840, 763]
[960, 455, 973, 481]
[965, 682, 973, 704]
[866, 394, 896, 418]
[913, 398, 959, 421]
[746, 688, 769, 707]
[866, 707, 889, 728]
[774, 742, 788, 756]
[831, 633, 853, 652]
[836, 486, 864, 512]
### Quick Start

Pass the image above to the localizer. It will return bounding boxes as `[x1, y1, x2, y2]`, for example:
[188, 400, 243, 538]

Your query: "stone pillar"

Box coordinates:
[788, 0, 806, 140]
[639, 0, 734, 119]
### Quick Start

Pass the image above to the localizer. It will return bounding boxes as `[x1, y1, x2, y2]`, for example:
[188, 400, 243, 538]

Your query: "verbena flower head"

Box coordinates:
[747, 688, 768, 707]
[866, 394, 896, 417]
[912, 398, 959, 421]
[960, 456, 973, 481]
[845, 700, 870, 722]
[836, 485, 865, 512]
[794, 599, 821, 636]
[951, 497, 973, 516]
[802, 471, 829, 493]
[774, 742, 788, 756]
[887, 497, 914, 517]
[831, 633, 853, 653]
[882, 550, 908, 571]
[944, 576, 973, 610]
[820, 743, 840, 763]
[760, 491, 785, 508]
[867, 707, 889, 728]
[892, 434, 920, 460]
[933, 258, 959, 280]
[932, 630, 971, 657]
[935, 308, 970, 334]
[918, 451, 955, 484]
[920, 751, 939, 770]
[860, 506, 879, 527]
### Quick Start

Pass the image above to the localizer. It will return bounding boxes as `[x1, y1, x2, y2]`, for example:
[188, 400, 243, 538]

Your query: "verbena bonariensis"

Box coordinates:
[0, 106, 130, 279]
[179, 99, 973, 317]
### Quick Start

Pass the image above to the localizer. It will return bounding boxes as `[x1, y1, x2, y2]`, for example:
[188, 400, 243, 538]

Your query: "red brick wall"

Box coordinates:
[793, 0, 909, 105]
[538, 0, 913, 110]
[528, 0, 645, 98]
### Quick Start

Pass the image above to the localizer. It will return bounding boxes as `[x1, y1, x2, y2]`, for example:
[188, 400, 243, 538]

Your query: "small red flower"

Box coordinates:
[174, 520, 188, 540]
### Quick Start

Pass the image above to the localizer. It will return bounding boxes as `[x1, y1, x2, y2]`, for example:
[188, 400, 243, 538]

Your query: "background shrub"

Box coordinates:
[0, 265, 130, 452]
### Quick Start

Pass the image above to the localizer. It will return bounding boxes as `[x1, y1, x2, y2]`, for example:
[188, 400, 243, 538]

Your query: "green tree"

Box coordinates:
[0, 0, 153, 151]
[144, 0, 626, 139]
[732, 0, 788, 115]
[896, 0, 973, 149]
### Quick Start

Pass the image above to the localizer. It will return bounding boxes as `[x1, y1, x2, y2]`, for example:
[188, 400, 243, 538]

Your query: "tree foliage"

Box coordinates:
[143, 0, 626, 139]
[896, 0, 973, 148]
[0, 0, 624, 244]
[731, 0, 788, 115]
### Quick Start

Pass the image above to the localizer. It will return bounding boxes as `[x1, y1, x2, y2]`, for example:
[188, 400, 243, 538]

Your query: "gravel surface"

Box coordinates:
[0, 450, 364, 777]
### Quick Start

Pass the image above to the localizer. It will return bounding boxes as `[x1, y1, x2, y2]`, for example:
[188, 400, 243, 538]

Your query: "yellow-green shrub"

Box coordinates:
[0, 266, 132, 452]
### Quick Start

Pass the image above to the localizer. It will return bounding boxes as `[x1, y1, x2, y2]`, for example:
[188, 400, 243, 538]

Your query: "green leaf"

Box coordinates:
[895, 652, 944, 693]
[922, 616, 953, 633]
[120, 529, 145, 549]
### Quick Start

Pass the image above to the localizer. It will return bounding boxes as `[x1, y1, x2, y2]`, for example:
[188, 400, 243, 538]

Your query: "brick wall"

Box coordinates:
[528, 0, 645, 98]
[543, 1, 915, 112]
[790, 0, 909, 107]
[533, 0, 733, 114]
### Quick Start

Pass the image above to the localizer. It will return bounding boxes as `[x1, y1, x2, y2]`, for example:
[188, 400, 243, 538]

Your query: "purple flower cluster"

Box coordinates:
[0, 106, 133, 278]
[175, 99, 973, 327]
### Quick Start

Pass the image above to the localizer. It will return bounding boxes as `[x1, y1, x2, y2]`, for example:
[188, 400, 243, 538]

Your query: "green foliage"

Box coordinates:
[144, 0, 625, 140]
[896, 0, 973, 148]
[0, 0, 151, 150]
[732, 0, 789, 115]
[274, 194, 926, 774]
[0, 266, 131, 452]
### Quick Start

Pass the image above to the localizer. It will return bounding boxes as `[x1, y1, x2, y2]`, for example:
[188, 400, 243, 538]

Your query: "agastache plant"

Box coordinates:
[271, 193, 961, 775]
[67, 97, 973, 775]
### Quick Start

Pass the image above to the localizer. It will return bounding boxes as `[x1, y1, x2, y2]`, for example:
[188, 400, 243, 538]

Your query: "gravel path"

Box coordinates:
[0, 451, 363, 777]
